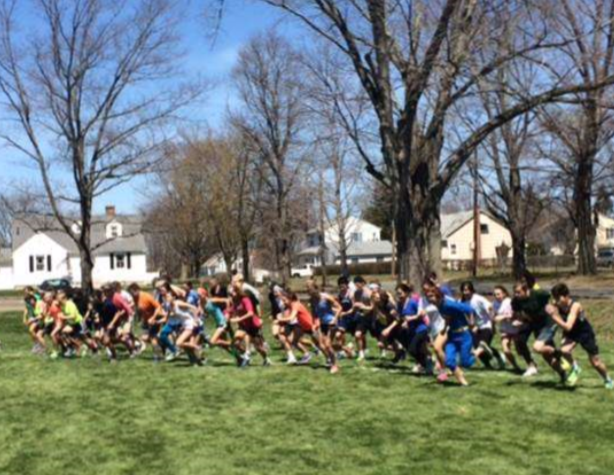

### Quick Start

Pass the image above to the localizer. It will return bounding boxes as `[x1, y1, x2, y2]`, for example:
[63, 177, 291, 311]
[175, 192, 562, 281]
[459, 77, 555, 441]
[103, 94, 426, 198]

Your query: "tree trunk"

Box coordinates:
[338, 229, 349, 278]
[78, 200, 94, 297]
[241, 238, 251, 283]
[575, 141, 597, 275]
[79, 247, 94, 297]
[510, 227, 527, 280]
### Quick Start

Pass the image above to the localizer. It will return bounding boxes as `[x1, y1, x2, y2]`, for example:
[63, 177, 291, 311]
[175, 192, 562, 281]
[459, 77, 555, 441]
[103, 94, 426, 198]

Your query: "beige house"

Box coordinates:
[441, 210, 512, 264]
[596, 214, 614, 249]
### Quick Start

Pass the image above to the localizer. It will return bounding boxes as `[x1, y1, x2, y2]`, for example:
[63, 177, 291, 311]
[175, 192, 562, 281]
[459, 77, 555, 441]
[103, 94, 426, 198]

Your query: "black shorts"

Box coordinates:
[473, 328, 494, 349]
[320, 323, 335, 336]
[518, 322, 556, 345]
[244, 326, 263, 339]
[147, 324, 161, 338]
[338, 315, 358, 334]
[44, 323, 55, 335]
[565, 323, 599, 357]
[66, 323, 83, 336]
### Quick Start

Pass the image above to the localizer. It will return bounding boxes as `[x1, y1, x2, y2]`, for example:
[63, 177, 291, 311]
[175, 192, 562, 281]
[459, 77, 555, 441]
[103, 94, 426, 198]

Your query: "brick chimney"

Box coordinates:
[105, 205, 116, 220]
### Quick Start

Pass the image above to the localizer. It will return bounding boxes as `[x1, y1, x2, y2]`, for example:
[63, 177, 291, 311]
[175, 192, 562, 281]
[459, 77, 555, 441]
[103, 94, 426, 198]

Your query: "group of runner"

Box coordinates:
[20, 270, 613, 388]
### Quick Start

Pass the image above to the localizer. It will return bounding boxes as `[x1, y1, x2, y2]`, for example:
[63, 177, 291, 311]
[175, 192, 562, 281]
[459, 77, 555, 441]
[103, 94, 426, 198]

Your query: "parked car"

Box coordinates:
[39, 278, 73, 293]
[597, 248, 614, 268]
[291, 265, 314, 278]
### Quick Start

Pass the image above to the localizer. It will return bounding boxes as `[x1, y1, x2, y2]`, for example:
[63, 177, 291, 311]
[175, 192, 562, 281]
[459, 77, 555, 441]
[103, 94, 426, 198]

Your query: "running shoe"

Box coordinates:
[330, 365, 339, 375]
[240, 355, 251, 368]
[164, 352, 177, 362]
[392, 350, 407, 364]
[605, 378, 613, 390]
[287, 355, 298, 365]
[50, 351, 59, 360]
[299, 353, 312, 365]
[560, 358, 572, 372]
[566, 367, 579, 387]
[522, 366, 539, 378]
[437, 371, 449, 383]
[262, 358, 271, 367]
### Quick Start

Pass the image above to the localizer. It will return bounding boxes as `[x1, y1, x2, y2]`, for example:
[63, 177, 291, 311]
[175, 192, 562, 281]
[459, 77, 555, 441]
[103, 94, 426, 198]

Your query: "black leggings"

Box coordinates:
[401, 330, 429, 367]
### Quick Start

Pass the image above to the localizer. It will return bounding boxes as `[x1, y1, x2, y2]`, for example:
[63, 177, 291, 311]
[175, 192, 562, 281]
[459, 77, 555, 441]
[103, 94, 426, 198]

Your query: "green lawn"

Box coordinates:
[1, 306, 614, 475]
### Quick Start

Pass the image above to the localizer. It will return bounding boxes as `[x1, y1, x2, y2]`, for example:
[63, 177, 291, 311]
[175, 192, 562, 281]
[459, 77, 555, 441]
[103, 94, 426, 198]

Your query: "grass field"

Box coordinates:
[1, 304, 614, 475]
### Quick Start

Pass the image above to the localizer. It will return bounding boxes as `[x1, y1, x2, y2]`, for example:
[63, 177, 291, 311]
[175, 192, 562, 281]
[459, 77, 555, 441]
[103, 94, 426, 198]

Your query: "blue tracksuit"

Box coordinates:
[438, 300, 475, 371]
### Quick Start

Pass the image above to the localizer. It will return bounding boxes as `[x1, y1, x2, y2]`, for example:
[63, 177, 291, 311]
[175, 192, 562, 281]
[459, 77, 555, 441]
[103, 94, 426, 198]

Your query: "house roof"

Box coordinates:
[299, 240, 393, 259]
[0, 247, 11, 266]
[440, 211, 475, 239]
[12, 214, 147, 256]
[345, 240, 392, 257]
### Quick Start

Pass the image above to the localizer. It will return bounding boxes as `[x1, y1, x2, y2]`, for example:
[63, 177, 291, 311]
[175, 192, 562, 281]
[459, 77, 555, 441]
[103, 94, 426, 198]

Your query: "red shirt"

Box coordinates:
[292, 301, 315, 332]
[233, 297, 262, 330]
[112, 293, 134, 318]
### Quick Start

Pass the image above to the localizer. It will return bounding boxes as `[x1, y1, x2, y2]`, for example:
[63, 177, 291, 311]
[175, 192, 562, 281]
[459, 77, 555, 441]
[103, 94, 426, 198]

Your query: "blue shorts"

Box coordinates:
[445, 330, 475, 371]
[338, 314, 358, 333]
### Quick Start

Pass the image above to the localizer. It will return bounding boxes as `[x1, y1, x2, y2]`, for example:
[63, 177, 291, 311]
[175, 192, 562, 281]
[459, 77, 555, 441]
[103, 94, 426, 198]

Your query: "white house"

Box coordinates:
[295, 217, 387, 268]
[596, 214, 614, 249]
[441, 210, 512, 263]
[1, 206, 157, 289]
[200, 253, 272, 283]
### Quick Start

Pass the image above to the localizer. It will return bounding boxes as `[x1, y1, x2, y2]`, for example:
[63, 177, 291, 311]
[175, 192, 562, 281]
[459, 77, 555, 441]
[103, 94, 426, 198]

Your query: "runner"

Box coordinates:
[395, 283, 431, 373]
[307, 283, 341, 371]
[227, 283, 270, 367]
[426, 286, 475, 386]
[279, 291, 338, 373]
[460, 281, 505, 369]
[128, 283, 162, 356]
[512, 281, 566, 382]
[550, 283, 613, 389]
[492, 285, 523, 373]
[162, 290, 203, 366]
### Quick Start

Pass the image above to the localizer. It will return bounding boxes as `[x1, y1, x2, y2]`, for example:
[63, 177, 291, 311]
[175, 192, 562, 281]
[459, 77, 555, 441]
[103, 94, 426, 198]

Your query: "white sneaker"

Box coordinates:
[522, 366, 539, 378]
[287, 355, 297, 365]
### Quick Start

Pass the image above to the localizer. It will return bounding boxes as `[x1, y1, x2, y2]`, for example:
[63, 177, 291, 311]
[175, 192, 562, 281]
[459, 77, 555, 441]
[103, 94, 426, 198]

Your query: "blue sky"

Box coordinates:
[0, 0, 291, 214]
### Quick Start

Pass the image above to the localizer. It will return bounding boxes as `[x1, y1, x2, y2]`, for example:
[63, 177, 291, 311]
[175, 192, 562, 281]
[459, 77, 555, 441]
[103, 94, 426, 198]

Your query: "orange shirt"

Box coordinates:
[293, 301, 315, 332]
[137, 292, 161, 323]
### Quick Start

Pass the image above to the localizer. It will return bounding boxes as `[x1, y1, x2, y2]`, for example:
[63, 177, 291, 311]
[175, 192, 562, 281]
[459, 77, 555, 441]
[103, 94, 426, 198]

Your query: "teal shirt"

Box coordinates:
[205, 302, 226, 328]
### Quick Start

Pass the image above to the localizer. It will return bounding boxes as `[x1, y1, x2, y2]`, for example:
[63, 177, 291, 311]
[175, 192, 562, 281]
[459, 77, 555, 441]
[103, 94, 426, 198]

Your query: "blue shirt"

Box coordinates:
[186, 290, 200, 308]
[315, 295, 335, 325]
[398, 297, 427, 334]
[437, 300, 474, 332]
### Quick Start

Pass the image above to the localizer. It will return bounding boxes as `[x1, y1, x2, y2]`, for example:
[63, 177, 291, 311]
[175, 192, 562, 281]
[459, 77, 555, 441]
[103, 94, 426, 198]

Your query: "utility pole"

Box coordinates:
[472, 154, 481, 278]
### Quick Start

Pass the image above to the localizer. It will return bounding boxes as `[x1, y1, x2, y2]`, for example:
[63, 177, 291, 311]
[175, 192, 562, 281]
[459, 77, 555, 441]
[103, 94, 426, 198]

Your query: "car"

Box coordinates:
[39, 278, 73, 293]
[291, 265, 314, 278]
[596, 249, 614, 268]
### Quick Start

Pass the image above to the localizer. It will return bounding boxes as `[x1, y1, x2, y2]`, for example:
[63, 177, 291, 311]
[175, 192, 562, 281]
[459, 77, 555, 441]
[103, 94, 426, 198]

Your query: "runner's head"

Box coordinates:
[127, 283, 141, 299]
[551, 282, 572, 307]
[42, 291, 55, 304]
[102, 284, 114, 298]
[513, 281, 531, 299]
[24, 286, 35, 297]
[521, 270, 537, 290]
[493, 285, 509, 302]
[337, 276, 349, 291]
[395, 283, 413, 302]
[57, 289, 69, 304]
[425, 286, 443, 306]
[353, 276, 366, 289]
[460, 281, 475, 301]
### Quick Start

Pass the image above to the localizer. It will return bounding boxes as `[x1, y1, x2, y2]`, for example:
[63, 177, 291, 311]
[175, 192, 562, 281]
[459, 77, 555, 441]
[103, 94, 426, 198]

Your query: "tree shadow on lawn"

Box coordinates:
[503, 379, 577, 392]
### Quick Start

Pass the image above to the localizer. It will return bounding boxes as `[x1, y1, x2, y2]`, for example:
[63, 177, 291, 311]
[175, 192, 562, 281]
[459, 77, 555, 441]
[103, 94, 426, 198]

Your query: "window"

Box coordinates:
[376, 257, 385, 263]
[350, 232, 363, 243]
[351, 257, 359, 264]
[451, 244, 457, 255]
[441, 240, 448, 247]
[110, 225, 119, 238]
[110, 252, 131, 270]
[106, 223, 122, 239]
[36, 255, 45, 271]
[607, 228, 614, 240]
[480, 224, 490, 234]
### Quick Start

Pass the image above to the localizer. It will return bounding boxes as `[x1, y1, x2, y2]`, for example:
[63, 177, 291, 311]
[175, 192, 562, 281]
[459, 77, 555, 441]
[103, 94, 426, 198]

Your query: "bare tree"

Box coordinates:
[536, 0, 614, 274]
[261, 0, 614, 283]
[0, 197, 11, 246]
[0, 0, 202, 293]
[231, 31, 311, 284]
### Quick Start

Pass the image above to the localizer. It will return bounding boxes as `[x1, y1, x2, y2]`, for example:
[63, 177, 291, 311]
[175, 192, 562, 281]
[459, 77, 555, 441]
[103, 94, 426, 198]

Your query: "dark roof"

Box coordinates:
[298, 240, 393, 258]
[12, 214, 147, 256]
